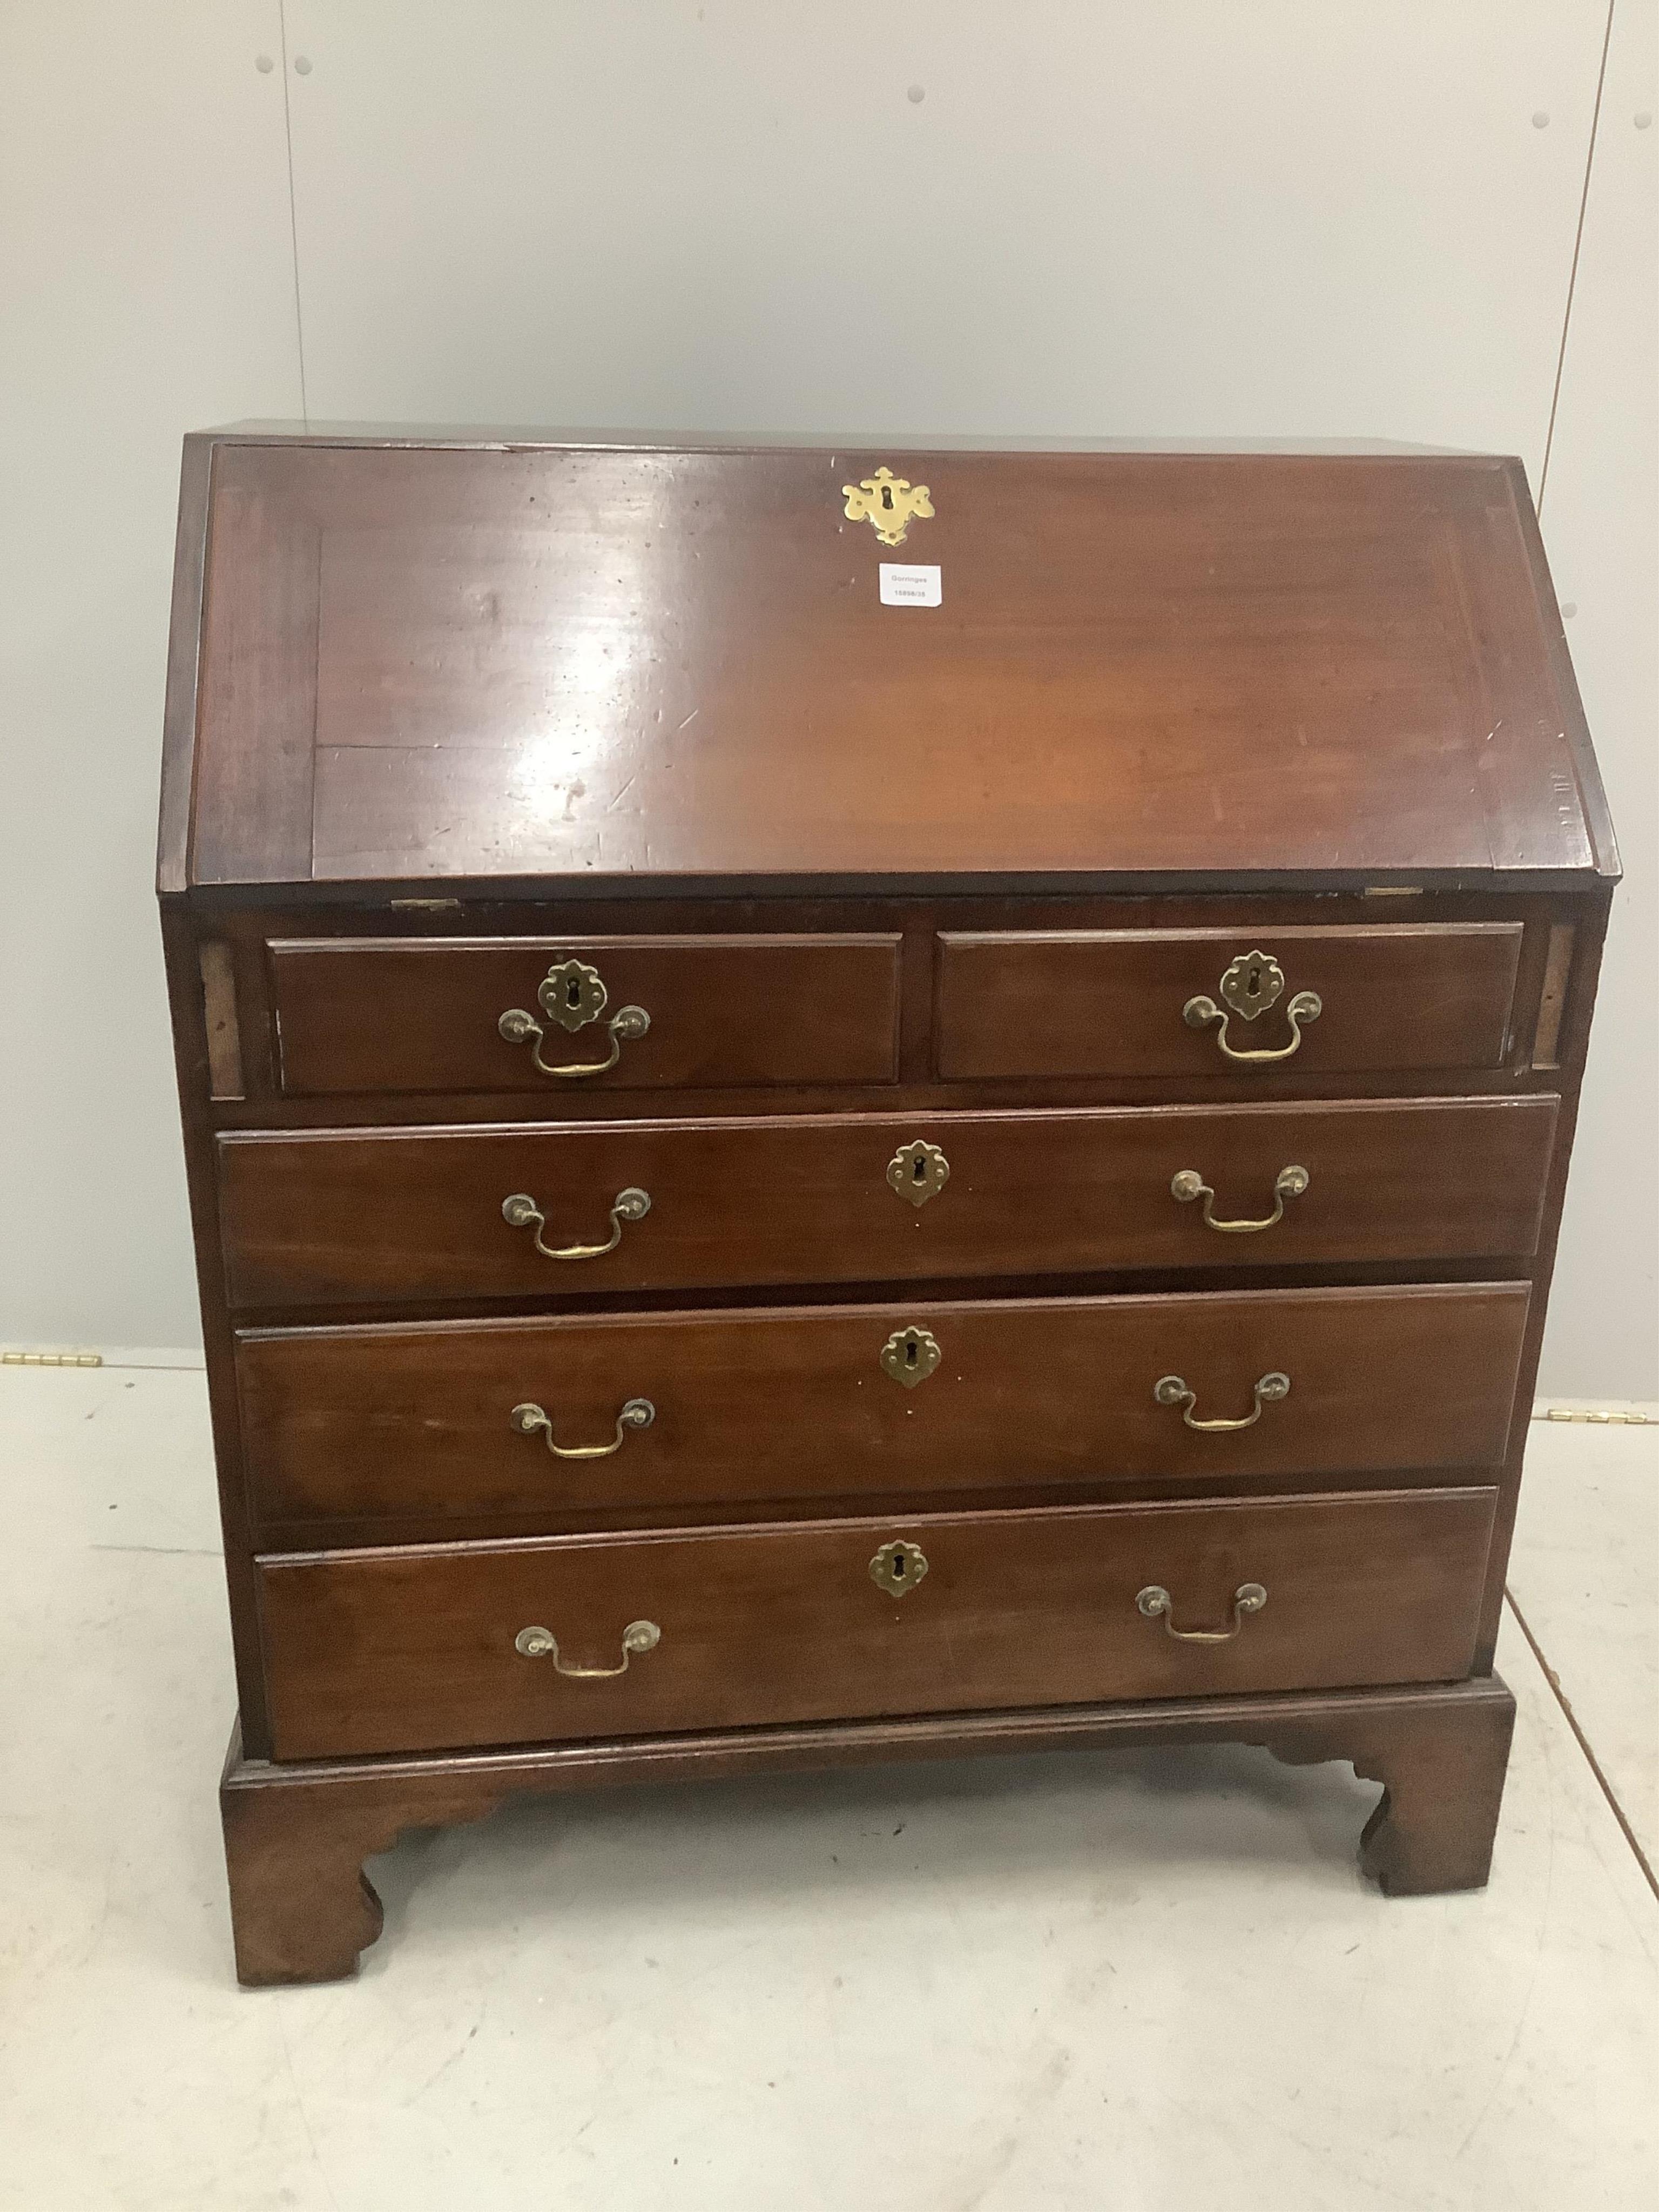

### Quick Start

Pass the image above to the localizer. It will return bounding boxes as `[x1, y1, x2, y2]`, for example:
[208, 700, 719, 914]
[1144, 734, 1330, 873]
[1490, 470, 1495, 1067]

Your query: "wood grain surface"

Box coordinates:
[237, 1282, 1530, 1529]
[269, 933, 901, 1095]
[255, 1488, 1499, 1758]
[935, 923, 1522, 1077]
[173, 440, 1611, 891]
[215, 1096, 1559, 1309]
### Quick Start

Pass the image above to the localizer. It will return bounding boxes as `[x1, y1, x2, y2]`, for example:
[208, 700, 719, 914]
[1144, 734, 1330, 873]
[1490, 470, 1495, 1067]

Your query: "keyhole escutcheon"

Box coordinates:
[870, 1539, 928, 1597]
[880, 1325, 942, 1387]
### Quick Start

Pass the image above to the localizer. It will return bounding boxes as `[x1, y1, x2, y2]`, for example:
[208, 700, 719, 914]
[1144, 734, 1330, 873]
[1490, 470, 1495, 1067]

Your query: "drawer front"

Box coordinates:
[239, 1284, 1530, 1528]
[256, 1488, 1498, 1757]
[218, 1096, 1557, 1309]
[936, 925, 1523, 1080]
[269, 934, 902, 1096]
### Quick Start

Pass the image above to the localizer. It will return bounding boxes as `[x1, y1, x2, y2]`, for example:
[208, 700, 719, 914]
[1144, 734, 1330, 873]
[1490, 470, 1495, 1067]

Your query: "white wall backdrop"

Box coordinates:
[2, 2, 1654, 1392]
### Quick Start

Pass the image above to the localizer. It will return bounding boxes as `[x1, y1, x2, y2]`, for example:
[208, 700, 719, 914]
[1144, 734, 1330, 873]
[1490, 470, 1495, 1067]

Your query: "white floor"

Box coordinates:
[1, 1367, 1654, 2212]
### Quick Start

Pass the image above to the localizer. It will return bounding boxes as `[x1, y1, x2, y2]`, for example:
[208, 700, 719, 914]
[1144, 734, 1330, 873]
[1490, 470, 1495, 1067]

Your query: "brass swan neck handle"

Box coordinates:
[510, 1398, 655, 1459]
[502, 1186, 651, 1262]
[514, 1620, 661, 1677]
[1136, 1583, 1268, 1643]
[498, 957, 650, 1078]
[1183, 949, 1321, 1065]
[1155, 1371, 1290, 1432]
[1171, 1164, 1309, 1233]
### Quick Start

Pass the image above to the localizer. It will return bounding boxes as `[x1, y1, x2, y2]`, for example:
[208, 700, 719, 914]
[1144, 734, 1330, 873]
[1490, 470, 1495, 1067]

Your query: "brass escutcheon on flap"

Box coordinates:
[870, 1540, 929, 1597]
[842, 467, 934, 547]
[880, 1325, 942, 1387]
[887, 1139, 950, 1206]
[498, 957, 650, 1078]
[1183, 949, 1321, 1066]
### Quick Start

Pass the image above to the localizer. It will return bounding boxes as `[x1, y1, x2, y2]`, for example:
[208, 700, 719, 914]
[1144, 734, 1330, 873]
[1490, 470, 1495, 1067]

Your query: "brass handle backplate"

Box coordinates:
[1171, 1164, 1309, 1233]
[887, 1139, 950, 1207]
[1155, 1371, 1290, 1432]
[1136, 1582, 1267, 1643]
[510, 1397, 656, 1459]
[514, 1619, 661, 1676]
[1183, 949, 1321, 1065]
[870, 1540, 929, 1596]
[498, 958, 650, 1078]
[502, 1186, 651, 1261]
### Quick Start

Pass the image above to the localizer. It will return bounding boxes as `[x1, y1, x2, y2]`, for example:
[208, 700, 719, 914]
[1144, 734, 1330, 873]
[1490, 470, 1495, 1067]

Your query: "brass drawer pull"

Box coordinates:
[514, 1619, 661, 1676]
[1136, 1582, 1267, 1643]
[510, 1397, 655, 1459]
[1155, 1371, 1290, 1431]
[498, 958, 650, 1078]
[1183, 949, 1321, 1065]
[502, 1186, 651, 1260]
[1171, 1164, 1309, 1232]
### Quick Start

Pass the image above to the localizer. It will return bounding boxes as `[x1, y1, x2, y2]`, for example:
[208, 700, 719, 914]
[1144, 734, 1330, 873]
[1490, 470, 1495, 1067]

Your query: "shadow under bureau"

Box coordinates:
[157, 428, 1615, 1984]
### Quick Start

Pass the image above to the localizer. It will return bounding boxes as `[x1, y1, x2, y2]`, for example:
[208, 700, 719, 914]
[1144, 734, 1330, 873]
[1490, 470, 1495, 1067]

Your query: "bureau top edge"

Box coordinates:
[158, 867, 1621, 913]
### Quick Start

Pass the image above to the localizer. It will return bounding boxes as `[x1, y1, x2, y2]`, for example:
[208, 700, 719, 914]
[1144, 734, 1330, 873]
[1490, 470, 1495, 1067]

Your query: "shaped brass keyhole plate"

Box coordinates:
[1218, 950, 1284, 1021]
[870, 1540, 929, 1597]
[880, 1326, 941, 1388]
[538, 957, 611, 1033]
[842, 467, 934, 547]
[887, 1139, 950, 1207]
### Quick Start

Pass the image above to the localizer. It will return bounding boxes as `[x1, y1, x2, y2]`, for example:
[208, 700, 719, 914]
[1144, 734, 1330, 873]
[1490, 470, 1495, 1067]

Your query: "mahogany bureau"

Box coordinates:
[157, 428, 1615, 1985]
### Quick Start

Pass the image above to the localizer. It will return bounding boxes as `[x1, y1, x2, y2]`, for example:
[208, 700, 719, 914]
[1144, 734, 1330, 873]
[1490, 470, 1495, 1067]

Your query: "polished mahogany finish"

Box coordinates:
[255, 1489, 1499, 1759]
[220, 1678, 1519, 1986]
[215, 1097, 1558, 1309]
[238, 1283, 1529, 1531]
[269, 933, 902, 1096]
[159, 428, 1613, 1984]
[935, 924, 1523, 1079]
[175, 438, 1610, 889]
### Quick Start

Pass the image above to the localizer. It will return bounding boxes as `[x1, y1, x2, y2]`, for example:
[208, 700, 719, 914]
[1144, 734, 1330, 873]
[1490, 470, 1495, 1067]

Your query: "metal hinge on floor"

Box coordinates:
[1, 1350, 104, 1368]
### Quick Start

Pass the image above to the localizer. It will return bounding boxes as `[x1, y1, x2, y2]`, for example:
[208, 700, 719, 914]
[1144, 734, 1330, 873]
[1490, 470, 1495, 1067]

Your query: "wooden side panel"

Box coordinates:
[191, 458, 319, 885]
[255, 1488, 1499, 1758]
[238, 1284, 1530, 1527]
[157, 433, 216, 894]
[215, 1097, 1560, 1310]
[268, 933, 902, 1095]
[935, 924, 1523, 1078]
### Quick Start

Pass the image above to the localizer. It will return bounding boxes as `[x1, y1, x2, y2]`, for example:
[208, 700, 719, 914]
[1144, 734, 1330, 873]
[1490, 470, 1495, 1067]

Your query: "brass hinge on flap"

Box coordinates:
[1536, 1405, 1656, 1426]
[2, 1350, 104, 1368]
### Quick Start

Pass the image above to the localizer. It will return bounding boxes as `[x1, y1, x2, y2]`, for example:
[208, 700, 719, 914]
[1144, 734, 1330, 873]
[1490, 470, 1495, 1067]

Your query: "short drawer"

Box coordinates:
[935, 925, 1523, 1080]
[268, 933, 901, 1095]
[255, 1488, 1498, 1758]
[238, 1283, 1530, 1528]
[217, 1096, 1557, 1309]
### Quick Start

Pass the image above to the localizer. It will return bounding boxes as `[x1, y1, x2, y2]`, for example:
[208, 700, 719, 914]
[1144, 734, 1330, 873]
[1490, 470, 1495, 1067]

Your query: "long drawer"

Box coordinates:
[268, 933, 902, 1096]
[255, 1488, 1499, 1758]
[217, 1096, 1557, 1309]
[238, 1283, 1530, 1528]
